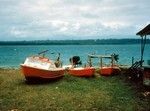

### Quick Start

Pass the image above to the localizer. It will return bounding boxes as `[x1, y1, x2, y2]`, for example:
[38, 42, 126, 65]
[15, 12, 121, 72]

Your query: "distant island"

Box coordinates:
[0, 39, 150, 45]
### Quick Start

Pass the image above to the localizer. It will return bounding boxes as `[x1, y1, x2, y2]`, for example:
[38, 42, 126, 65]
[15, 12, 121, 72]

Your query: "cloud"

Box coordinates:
[10, 27, 25, 37]
[0, 0, 150, 40]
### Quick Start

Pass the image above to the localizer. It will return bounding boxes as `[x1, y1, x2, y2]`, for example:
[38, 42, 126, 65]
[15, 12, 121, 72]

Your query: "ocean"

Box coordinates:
[0, 44, 150, 68]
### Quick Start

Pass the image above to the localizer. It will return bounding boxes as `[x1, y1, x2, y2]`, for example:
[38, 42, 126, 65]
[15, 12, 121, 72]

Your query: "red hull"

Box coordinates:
[21, 65, 65, 80]
[100, 67, 121, 76]
[68, 67, 95, 77]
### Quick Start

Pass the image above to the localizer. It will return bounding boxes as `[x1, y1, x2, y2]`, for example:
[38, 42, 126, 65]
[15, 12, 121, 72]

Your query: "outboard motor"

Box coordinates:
[70, 56, 82, 66]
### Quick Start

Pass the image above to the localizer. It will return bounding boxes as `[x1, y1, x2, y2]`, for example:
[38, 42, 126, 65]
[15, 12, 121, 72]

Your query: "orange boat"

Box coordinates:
[88, 54, 121, 76]
[68, 67, 95, 77]
[21, 51, 65, 81]
[100, 66, 121, 76]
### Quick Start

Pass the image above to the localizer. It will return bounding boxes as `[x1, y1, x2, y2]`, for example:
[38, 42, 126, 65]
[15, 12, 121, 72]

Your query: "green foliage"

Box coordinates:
[0, 69, 149, 111]
[0, 39, 150, 45]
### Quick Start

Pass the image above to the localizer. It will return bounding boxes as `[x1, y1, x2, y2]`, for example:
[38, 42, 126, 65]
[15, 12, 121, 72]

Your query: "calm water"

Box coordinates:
[0, 44, 150, 68]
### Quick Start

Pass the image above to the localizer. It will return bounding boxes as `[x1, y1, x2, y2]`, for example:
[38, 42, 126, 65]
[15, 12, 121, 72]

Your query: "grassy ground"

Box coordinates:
[0, 68, 149, 111]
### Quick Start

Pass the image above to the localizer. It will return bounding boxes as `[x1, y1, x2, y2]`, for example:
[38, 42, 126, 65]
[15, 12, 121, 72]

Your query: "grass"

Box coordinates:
[0, 68, 149, 111]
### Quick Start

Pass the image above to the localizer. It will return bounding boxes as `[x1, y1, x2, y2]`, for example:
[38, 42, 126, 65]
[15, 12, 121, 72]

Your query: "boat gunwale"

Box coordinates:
[20, 64, 65, 71]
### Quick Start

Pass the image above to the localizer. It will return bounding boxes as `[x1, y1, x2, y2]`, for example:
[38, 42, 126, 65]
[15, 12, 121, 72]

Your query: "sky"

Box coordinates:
[0, 0, 150, 41]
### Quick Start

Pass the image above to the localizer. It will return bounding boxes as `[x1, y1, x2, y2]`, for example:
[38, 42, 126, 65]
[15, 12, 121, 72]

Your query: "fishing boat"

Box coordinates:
[100, 66, 121, 76]
[68, 67, 95, 77]
[88, 54, 121, 76]
[21, 50, 65, 81]
[67, 56, 95, 77]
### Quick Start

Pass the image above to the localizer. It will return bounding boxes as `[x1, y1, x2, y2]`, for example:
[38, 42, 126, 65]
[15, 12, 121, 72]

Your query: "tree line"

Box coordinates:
[0, 39, 150, 45]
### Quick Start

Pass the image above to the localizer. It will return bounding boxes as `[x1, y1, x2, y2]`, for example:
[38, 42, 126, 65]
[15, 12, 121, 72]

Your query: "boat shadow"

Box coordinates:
[23, 77, 63, 85]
